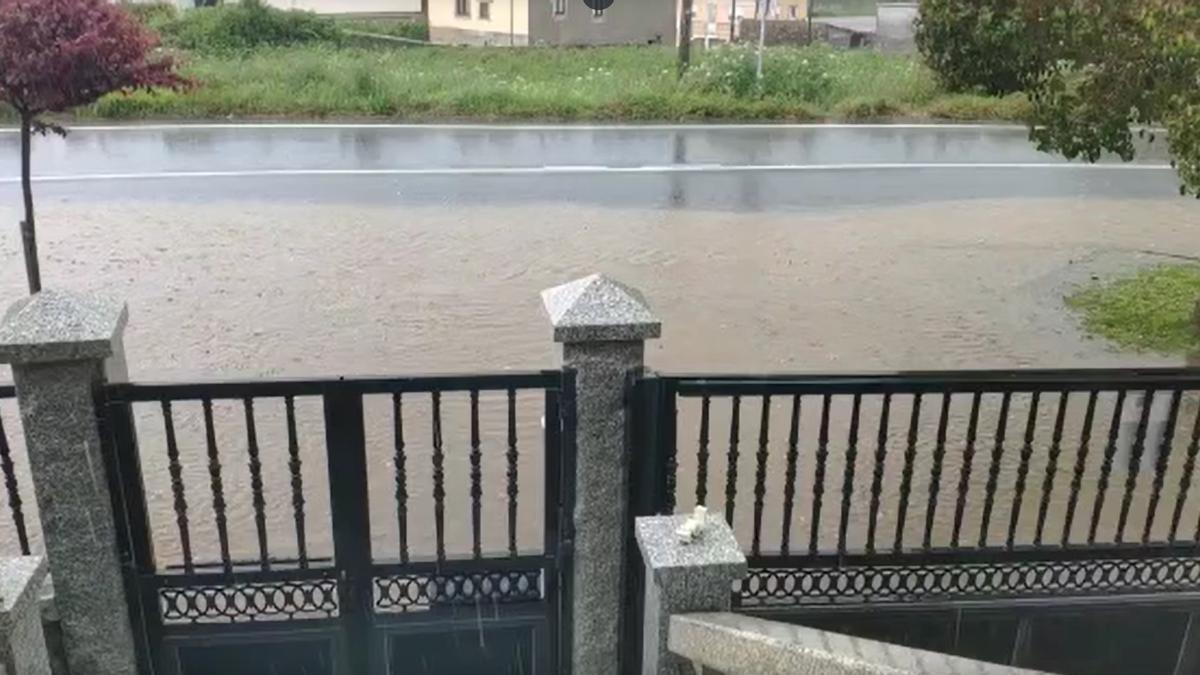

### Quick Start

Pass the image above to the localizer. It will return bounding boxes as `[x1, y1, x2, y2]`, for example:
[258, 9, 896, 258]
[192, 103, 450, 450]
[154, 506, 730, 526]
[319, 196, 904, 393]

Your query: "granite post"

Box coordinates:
[0, 291, 138, 675]
[542, 274, 661, 675]
[0, 557, 51, 675]
[635, 514, 747, 675]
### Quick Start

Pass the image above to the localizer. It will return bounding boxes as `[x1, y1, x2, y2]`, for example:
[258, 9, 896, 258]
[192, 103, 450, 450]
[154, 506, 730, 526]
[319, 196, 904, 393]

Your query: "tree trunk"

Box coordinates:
[19, 114, 41, 294]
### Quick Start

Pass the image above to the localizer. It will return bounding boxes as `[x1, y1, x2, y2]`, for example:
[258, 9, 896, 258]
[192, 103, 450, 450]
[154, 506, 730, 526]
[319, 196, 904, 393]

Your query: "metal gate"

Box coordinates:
[101, 371, 575, 675]
[626, 368, 1200, 674]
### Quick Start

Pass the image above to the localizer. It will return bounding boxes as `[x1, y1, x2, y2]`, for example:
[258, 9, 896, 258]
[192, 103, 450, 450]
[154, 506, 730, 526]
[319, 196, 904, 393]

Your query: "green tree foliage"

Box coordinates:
[914, 0, 1066, 95]
[1026, 0, 1200, 197]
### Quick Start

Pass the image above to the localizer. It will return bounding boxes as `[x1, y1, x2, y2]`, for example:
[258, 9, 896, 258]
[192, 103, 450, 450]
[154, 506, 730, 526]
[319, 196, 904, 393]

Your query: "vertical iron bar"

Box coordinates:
[1176, 404, 1200, 542]
[923, 394, 951, 551]
[952, 392, 982, 548]
[1007, 392, 1041, 549]
[506, 388, 519, 557]
[663, 382, 678, 514]
[780, 395, 801, 556]
[724, 395, 742, 525]
[1089, 390, 1127, 544]
[243, 398, 269, 570]
[980, 393, 1012, 548]
[161, 401, 193, 573]
[284, 395, 307, 569]
[1116, 389, 1154, 544]
[1062, 391, 1098, 546]
[1143, 389, 1181, 543]
[838, 394, 862, 555]
[696, 395, 711, 505]
[1034, 393, 1070, 546]
[894, 393, 922, 552]
[393, 393, 408, 564]
[0, 409, 29, 555]
[202, 398, 232, 574]
[809, 394, 831, 556]
[867, 393, 892, 554]
[470, 390, 483, 559]
[323, 385, 372, 675]
[432, 391, 446, 561]
[751, 395, 771, 557]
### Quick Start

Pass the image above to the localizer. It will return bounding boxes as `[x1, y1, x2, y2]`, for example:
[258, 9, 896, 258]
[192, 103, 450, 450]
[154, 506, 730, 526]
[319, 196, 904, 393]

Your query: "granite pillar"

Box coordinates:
[0, 291, 138, 675]
[0, 557, 51, 675]
[542, 274, 662, 675]
[635, 514, 747, 675]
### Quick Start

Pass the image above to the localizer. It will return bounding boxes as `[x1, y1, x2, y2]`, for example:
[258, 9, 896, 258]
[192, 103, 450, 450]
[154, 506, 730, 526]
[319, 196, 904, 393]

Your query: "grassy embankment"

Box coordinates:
[1067, 265, 1200, 354]
[59, 2, 1027, 122]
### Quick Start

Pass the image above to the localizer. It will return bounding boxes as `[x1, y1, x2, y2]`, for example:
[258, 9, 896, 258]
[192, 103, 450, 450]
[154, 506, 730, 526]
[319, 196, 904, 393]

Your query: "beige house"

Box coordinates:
[692, 0, 809, 41]
[429, 0, 677, 46]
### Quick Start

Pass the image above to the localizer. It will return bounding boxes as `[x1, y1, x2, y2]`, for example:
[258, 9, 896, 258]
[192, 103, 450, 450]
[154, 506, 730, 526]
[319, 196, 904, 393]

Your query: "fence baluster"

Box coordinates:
[867, 393, 892, 554]
[1143, 390, 1181, 544]
[780, 395, 801, 556]
[0, 409, 29, 555]
[202, 398, 232, 573]
[1116, 390, 1154, 544]
[724, 395, 742, 525]
[751, 395, 771, 557]
[284, 395, 307, 568]
[1062, 391, 1098, 546]
[1175, 405, 1200, 542]
[243, 398, 270, 571]
[838, 394, 862, 555]
[980, 393, 1012, 548]
[432, 391, 446, 561]
[506, 388, 519, 557]
[696, 395, 711, 506]
[161, 401, 193, 573]
[1089, 390, 1127, 544]
[923, 394, 951, 551]
[470, 390, 483, 559]
[1034, 393, 1070, 546]
[1007, 392, 1041, 549]
[809, 394, 832, 556]
[393, 393, 408, 564]
[894, 393, 922, 552]
[952, 392, 982, 548]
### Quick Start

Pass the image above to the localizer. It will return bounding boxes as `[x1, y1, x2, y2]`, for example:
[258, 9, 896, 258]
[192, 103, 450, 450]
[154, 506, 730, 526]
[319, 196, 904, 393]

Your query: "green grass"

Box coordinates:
[1066, 265, 1200, 354]
[74, 44, 1023, 122]
[337, 17, 429, 42]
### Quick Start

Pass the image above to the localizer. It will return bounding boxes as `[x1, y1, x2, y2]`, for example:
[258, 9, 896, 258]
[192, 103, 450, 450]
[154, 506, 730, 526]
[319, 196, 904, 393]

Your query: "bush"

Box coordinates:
[157, 0, 343, 52]
[685, 45, 834, 103]
[915, 0, 1061, 95]
[120, 1, 177, 30]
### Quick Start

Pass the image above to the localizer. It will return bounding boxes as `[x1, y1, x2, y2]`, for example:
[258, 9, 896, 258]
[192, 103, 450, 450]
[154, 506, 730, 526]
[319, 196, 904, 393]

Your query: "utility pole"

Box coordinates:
[729, 0, 737, 41]
[678, 0, 694, 77]
[756, 0, 769, 81]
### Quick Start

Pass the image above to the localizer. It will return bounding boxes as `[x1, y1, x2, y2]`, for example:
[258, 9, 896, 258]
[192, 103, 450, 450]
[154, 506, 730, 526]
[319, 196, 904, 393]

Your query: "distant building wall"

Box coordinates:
[429, 0, 529, 45]
[529, 0, 676, 46]
[875, 1, 918, 52]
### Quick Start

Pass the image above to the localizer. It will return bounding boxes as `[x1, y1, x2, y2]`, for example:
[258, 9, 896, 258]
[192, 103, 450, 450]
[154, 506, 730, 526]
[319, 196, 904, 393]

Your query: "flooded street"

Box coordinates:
[0, 124, 1195, 566]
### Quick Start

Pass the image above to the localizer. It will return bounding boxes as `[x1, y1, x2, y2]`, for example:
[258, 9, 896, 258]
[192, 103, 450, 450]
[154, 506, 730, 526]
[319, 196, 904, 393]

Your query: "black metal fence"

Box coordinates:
[631, 368, 1200, 610]
[0, 384, 32, 557]
[103, 371, 575, 675]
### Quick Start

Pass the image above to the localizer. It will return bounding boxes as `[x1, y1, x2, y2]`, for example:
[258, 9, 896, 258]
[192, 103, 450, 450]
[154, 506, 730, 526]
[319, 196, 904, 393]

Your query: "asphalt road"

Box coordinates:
[0, 123, 1180, 210]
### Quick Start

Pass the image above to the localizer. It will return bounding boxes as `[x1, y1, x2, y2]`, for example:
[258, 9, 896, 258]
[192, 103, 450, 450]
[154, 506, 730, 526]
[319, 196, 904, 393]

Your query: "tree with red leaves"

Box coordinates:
[0, 0, 187, 293]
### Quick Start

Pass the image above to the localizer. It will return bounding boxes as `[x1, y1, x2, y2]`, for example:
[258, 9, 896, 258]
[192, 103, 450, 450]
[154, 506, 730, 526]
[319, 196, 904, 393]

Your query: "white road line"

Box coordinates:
[0, 122, 1037, 133]
[0, 162, 1173, 183]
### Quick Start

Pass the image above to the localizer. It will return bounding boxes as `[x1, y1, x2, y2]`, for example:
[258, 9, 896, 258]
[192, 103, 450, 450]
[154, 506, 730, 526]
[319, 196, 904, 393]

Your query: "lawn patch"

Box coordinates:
[1066, 264, 1200, 354]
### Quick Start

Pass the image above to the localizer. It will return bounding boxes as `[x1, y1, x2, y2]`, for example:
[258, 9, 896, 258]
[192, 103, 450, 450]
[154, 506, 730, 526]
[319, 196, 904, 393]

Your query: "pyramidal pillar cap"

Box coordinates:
[541, 274, 662, 344]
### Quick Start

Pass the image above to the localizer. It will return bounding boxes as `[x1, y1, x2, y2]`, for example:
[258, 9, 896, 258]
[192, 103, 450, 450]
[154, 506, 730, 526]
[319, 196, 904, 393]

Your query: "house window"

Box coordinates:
[479, 0, 490, 19]
[789, 6, 797, 18]
[456, 0, 469, 17]
[554, 0, 567, 16]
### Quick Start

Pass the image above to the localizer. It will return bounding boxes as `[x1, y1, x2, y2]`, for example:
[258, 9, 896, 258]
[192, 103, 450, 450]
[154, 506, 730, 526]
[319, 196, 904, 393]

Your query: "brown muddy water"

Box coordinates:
[0, 197, 1196, 568]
